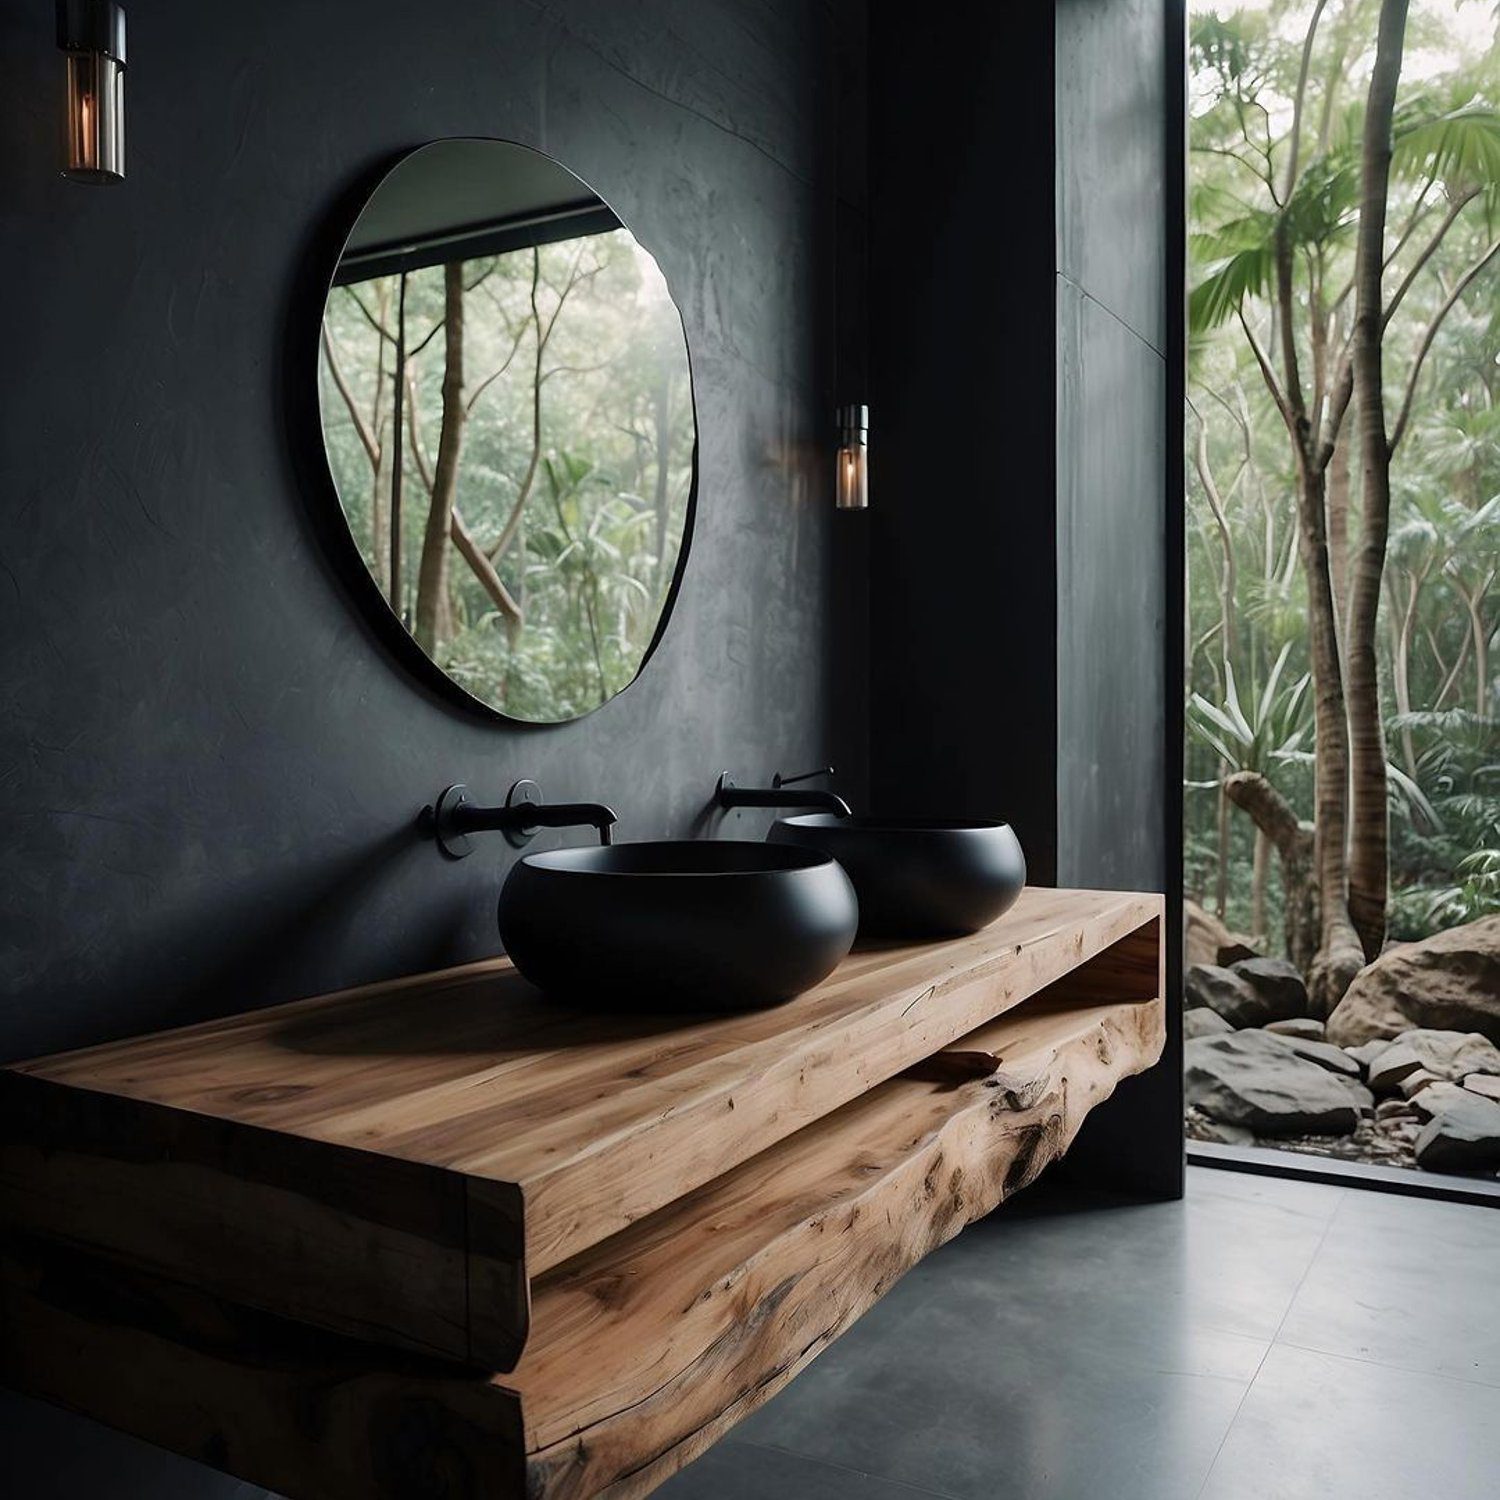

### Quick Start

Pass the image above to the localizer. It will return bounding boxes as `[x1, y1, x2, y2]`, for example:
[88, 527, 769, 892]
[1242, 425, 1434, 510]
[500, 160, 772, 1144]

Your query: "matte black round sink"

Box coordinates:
[497, 840, 859, 1011]
[768, 815, 1026, 939]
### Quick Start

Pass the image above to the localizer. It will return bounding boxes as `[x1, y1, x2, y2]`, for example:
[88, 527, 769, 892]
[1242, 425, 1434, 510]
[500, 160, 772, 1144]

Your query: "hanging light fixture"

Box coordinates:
[835, 403, 868, 511]
[57, 0, 126, 184]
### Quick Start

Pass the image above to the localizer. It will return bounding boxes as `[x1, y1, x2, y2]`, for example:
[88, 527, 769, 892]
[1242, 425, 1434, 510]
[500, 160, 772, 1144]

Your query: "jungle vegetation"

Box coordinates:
[1187, 0, 1499, 1009]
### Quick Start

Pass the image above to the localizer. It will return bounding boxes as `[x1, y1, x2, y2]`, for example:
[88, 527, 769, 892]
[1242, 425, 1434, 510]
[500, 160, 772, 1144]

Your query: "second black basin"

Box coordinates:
[768, 815, 1026, 939]
[497, 840, 858, 1011]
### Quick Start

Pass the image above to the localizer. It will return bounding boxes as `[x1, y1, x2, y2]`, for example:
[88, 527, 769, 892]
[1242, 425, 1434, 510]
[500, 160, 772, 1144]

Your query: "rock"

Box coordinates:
[1407, 1081, 1471, 1123]
[1326, 915, 1500, 1046]
[1265, 1017, 1326, 1040]
[1185, 900, 1258, 970]
[1376, 1097, 1417, 1122]
[1239, 1026, 1361, 1077]
[1184, 1007, 1234, 1040]
[1217, 937, 1259, 966]
[1183, 965, 1255, 1020]
[1273, 1034, 1363, 1078]
[1398, 1068, 1443, 1100]
[1230, 956, 1309, 1020]
[1344, 1039, 1390, 1074]
[1463, 1074, 1500, 1104]
[1184, 960, 1306, 1028]
[1413, 1087, 1500, 1173]
[1185, 1031, 1373, 1136]
[1365, 1030, 1500, 1095]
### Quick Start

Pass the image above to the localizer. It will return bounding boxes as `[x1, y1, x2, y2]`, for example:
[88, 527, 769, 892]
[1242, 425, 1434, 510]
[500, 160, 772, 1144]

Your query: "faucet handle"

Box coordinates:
[773, 765, 836, 789]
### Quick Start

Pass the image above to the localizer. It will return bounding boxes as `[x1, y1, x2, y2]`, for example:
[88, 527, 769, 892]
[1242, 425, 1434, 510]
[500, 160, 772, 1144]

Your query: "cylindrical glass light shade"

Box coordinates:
[835, 403, 869, 510]
[58, 1, 126, 184]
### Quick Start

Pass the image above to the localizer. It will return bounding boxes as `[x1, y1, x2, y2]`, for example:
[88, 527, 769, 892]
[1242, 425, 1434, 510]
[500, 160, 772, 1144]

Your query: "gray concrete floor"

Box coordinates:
[660, 1166, 1500, 1500]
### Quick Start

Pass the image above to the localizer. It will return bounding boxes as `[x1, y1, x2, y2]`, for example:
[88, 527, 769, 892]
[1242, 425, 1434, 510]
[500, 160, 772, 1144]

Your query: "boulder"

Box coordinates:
[1265, 1017, 1326, 1041]
[1184, 965, 1255, 1020]
[1184, 960, 1306, 1028]
[1326, 915, 1500, 1046]
[1184, 1007, 1234, 1040]
[1364, 1029, 1500, 1095]
[1230, 957, 1309, 1021]
[1185, 1031, 1373, 1136]
[1413, 1087, 1500, 1173]
[1375, 1097, 1418, 1122]
[1463, 1074, 1500, 1105]
[1185, 901, 1258, 970]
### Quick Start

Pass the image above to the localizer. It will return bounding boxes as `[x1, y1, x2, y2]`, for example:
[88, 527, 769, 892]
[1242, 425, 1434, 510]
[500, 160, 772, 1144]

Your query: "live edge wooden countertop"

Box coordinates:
[0, 886, 1162, 1373]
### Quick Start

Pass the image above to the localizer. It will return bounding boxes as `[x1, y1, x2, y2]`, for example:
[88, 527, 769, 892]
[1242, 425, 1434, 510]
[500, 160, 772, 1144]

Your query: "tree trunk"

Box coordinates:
[1216, 773, 1230, 919]
[390, 273, 409, 617]
[1193, 416, 1238, 666]
[1326, 432, 1351, 651]
[1251, 828, 1270, 945]
[1388, 566, 1426, 775]
[1294, 456, 1365, 1013]
[1224, 770, 1318, 976]
[1452, 576, 1492, 716]
[1346, 0, 1408, 963]
[414, 261, 466, 655]
[652, 366, 674, 601]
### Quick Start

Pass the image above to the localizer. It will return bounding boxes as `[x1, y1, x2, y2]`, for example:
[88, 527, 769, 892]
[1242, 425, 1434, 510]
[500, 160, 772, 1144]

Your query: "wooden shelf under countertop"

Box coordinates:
[1, 986, 1165, 1500]
[0, 886, 1161, 1373]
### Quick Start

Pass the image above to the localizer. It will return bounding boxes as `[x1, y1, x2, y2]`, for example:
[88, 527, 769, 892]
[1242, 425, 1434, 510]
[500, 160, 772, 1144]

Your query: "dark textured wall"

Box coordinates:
[0, 1, 860, 1491]
[1055, 0, 1170, 891]
[866, 1, 1060, 879]
[1053, 0, 1186, 1196]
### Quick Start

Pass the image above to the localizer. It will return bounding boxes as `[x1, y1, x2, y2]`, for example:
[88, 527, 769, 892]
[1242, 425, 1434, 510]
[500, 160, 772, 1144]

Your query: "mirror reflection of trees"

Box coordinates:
[320, 228, 693, 722]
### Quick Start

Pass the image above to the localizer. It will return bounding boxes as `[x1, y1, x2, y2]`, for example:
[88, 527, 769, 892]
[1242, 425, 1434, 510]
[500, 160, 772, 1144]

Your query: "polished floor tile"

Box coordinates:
[1277, 1189, 1500, 1387]
[728, 1180, 1266, 1500]
[1197, 1343, 1500, 1500]
[900, 1169, 1341, 1346]
[658, 1438, 945, 1499]
[733, 1330, 1249, 1500]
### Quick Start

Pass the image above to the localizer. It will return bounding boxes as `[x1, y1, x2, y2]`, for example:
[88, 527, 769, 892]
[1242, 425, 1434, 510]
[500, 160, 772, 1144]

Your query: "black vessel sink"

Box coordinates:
[768, 816, 1025, 939]
[497, 840, 859, 1011]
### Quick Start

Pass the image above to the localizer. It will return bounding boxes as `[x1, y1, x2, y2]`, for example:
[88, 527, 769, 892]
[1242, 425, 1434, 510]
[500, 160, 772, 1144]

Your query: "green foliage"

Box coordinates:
[1189, 642, 1311, 773]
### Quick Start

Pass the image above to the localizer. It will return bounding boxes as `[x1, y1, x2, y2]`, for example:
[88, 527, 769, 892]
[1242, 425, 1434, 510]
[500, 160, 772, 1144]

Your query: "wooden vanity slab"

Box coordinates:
[1, 986, 1165, 1500]
[0, 887, 1160, 1372]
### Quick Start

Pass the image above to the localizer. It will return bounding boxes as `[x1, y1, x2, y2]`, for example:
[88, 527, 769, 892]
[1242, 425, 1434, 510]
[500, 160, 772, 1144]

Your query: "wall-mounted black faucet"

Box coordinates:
[422, 780, 618, 858]
[715, 767, 852, 818]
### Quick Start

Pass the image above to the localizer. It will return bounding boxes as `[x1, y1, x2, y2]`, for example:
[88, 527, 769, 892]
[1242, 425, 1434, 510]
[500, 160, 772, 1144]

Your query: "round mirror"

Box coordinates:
[317, 140, 697, 723]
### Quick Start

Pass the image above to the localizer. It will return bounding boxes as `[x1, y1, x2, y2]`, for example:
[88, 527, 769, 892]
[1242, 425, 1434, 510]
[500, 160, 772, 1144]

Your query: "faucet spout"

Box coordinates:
[714, 773, 853, 819]
[423, 781, 618, 858]
[523, 802, 618, 846]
